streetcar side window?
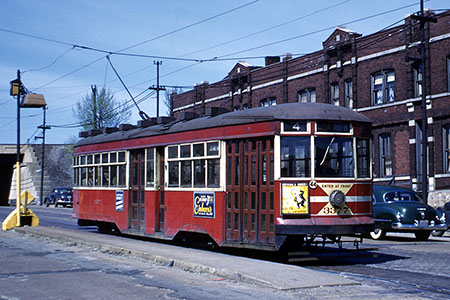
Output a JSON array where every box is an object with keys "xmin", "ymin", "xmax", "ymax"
[
  {"xmin": 74, "ymin": 151, "xmax": 127, "ymax": 188},
  {"xmin": 146, "ymin": 148, "xmax": 155, "ymax": 187},
  {"xmin": 166, "ymin": 141, "xmax": 221, "ymax": 189},
  {"xmin": 357, "ymin": 139, "xmax": 371, "ymax": 178}
]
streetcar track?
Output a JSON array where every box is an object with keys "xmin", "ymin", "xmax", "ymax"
[{"xmin": 312, "ymin": 264, "xmax": 450, "ymax": 296}]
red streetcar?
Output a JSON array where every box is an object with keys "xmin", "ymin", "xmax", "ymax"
[{"xmin": 73, "ymin": 102, "xmax": 373, "ymax": 250}]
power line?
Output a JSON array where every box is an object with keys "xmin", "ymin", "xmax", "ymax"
[
  {"xmin": 216, "ymin": 1, "xmax": 423, "ymax": 58},
  {"xmin": 27, "ymin": 1, "xmax": 260, "ymax": 92},
  {"xmin": 181, "ymin": 0, "xmax": 351, "ymax": 58},
  {"xmin": 117, "ymin": 0, "xmax": 260, "ymax": 53}
]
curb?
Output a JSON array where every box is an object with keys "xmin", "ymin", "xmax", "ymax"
[{"xmin": 13, "ymin": 227, "xmax": 279, "ymax": 289}]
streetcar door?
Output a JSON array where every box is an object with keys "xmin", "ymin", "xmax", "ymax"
[
  {"xmin": 156, "ymin": 147, "xmax": 165, "ymax": 232},
  {"xmin": 129, "ymin": 149, "xmax": 146, "ymax": 231},
  {"xmin": 225, "ymin": 138, "xmax": 275, "ymax": 245}
]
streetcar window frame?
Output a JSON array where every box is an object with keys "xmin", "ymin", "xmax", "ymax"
[
  {"xmin": 279, "ymin": 122, "xmax": 371, "ymax": 180},
  {"xmin": 166, "ymin": 141, "xmax": 221, "ymax": 189},
  {"xmin": 281, "ymin": 121, "xmax": 311, "ymax": 134},
  {"xmin": 74, "ymin": 150, "xmax": 128, "ymax": 188},
  {"xmin": 316, "ymin": 121, "xmax": 351, "ymax": 133}
]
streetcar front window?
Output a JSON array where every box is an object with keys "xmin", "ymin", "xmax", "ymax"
[
  {"xmin": 280, "ymin": 136, "xmax": 311, "ymax": 177},
  {"xmin": 315, "ymin": 137, "xmax": 353, "ymax": 177}
]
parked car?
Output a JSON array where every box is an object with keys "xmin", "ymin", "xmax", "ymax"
[
  {"xmin": 44, "ymin": 187, "xmax": 73, "ymax": 208},
  {"xmin": 431, "ymin": 201, "xmax": 450, "ymax": 237},
  {"xmin": 371, "ymin": 185, "xmax": 448, "ymax": 240}
]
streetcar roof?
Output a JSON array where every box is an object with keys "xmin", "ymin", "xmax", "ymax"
[{"xmin": 75, "ymin": 102, "xmax": 371, "ymax": 147}]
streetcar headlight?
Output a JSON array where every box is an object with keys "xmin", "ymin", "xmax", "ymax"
[{"xmin": 329, "ymin": 190, "xmax": 346, "ymax": 207}]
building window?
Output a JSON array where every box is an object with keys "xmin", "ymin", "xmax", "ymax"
[
  {"xmin": 297, "ymin": 88, "xmax": 316, "ymax": 103},
  {"xmin": 379, "ymin": 134, "xmax": 392, "ymax": 177},
  {"xmin": 414, "ymin": 65, "xmax": 423, "ymax": 98},
  {"xmin": 260, "ymin": 97, "xmax": 276, "ymax": 107},
  {"xmin": 443, "ymin": 125, "xmax": 450, "ymax": 173},
  {"xmin": 344, "ymin": 79, "xmax": 353, "ymax": 108},
  {"xmin": 371, "ymin": 70, "xmax": 395, "ymax": 105},
  {"xmin": 447, "ymin": 56, "xmax": 450, "ymax": 92},
  {"xmin": 330, "ymin": 82, "xmax": 339, "ymax": 106}
]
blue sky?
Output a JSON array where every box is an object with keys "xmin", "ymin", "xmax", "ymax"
[{"xmin": 0, "ymin": 0, "xmax": 448, "ymax": 144}]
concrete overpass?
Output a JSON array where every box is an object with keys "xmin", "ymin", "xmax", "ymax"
[{"xmin": 0, "ymin": 144, "xmax": 73, "ymax": 206}]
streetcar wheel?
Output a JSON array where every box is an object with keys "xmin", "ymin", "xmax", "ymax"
[
  {"xmin": 370, "ymin": 227, "xmax": 386, "ymax": 240},
  {"xmin": 431, "ymin": 230, "xmax": 445, "ymax": 237},
  {"xmin": 414, "ymin": 231, "xmax": 431, "ymax": 241}
]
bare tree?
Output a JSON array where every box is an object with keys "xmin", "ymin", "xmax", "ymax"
[{"xmin": 164, "ymin": 87, "xmax": 182, "ymax": 117}]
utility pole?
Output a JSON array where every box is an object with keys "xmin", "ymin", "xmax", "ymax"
[
  {"xmin": 91, "ymin": 85, "xmax": 97, "ymax": 130},
  {"xmin": 149, "ymin": 61, "xmax": 166, "ymax": 118},
  {"xmin": 411, "ymin": 0, "xmax": 437, "ymax": 204},
  {"xmin": 36, "ymin": 106, "xmax": 50, "ymax": 206},
  {"xmin": 15, "ymin": 70, "xmax": 22, "ymax": 226}
]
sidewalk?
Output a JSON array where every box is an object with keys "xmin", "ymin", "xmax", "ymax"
[{"xmin": 13, "ymin": 226, "xmax": 358, "ymax": 290}]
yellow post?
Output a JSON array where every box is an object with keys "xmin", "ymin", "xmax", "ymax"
[{"xmin": 2, "ymin": 189, "xmax": 39, "ymax": 231}]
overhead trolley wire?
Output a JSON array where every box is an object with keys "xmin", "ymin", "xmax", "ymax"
[
  {"xmin": 16, "ymin": 1, "xmax": 260, "ymax": 93},
  {"xmin": 216, "ymin": 1, "xmax": 424, "ymax": 58},
  {"xmin": 181, "ymin": 0, "xmax": 351, "ymax": 58}
]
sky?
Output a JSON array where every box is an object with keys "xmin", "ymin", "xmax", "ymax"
[{"xmin": 0, "ymin": 0, "xmax": 449, "ymax": 145}]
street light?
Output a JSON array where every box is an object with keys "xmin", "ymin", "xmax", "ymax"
[{"xmin": 2, "ymin": 70, "xmax": 46, "ymax": 230}]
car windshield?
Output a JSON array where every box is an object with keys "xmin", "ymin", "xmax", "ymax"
[
  {"xmin": 55, "ymin": 189, "xmax": 72, "ymax": 196},
  {"xmin": 383, "ymin": 191, "xmax": 421, "ymax": 202}
]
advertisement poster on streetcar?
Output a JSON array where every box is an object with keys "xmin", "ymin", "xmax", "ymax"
[
  {"xmin": 282, "ymin": 183, "xmax": 309, "ymax": 215},
  {"xmin": 115, "ymin": 190, "xmax": 124, "ymax": 212},
  {"xmin": 193, "ymin": 192, "xmax": 215, "ymax": 218}
]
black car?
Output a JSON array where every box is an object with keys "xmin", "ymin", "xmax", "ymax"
[
  {"xmin": 371, "ymin": 185, "xmax": 447, "ymax": 240},
  {"xmin": 44, "ymin": 187, "xmax": 73, "ymax": 208},
  {"xmin": 432, "ymin": 201, "xmax": 450, "ymax": 237}
]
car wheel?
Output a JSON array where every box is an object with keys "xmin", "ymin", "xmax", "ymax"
[
  {"xmin": 370, "ymin": 227, "xmax": 386, "ymax": 240},
  {"xmin": 414, "ymin": 231, "xmax": 431, "ymax": 241},
  {"xmin": 431, "ymin": 230, "xmax": 445, "ymax": 237}
]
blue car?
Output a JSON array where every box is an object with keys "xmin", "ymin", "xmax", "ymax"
[
  {"xmin": 44, "ymin": 187, "xmax": 73, "ymax": 208},
  {"xmin": 371, "ymin": 185, "xmax": 447, "ymax": 240}
]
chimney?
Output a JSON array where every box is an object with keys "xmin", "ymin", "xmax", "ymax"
[{"xmin": 265, "ymin": 56, "xmax": 280, "ymax": 66}]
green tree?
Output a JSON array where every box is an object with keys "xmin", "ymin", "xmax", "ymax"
[{"xmin": 73, "ymin": 86, "xmax": 131, "ymax": 130}]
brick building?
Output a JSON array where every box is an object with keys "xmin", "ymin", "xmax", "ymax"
[{"xmin": 171, "ymin": 10, "xmax": 450, "ymax": 204}]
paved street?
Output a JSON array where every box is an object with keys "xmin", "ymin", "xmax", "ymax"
[{"xmin": 0, "ymin": 206, "xmax": 449, "ymax": 299}]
